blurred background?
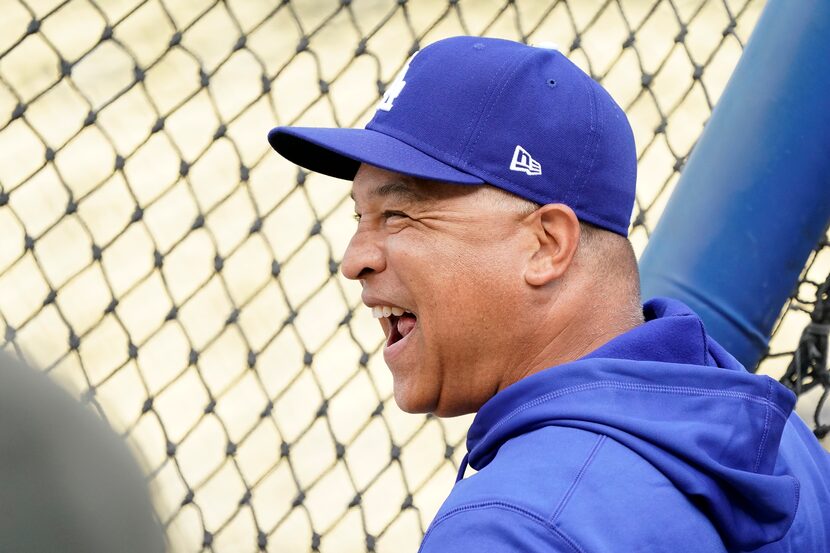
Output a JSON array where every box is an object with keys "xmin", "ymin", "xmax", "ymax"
[{"xmin": 0, "ymin": 0, "xmax": 827, "ymax": 551}]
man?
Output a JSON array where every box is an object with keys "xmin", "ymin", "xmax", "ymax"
[{"xmin": 268, "ymin": 36, "xmax": 830, "ymax": 552}]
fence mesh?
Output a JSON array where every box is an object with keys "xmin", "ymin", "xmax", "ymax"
[{"xmin": 0, "ymin": 0, "xmax": 827, "ymax": 551}]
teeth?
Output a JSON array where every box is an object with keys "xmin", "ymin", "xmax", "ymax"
[{"xmin": 370, "ymin": 305, "xmax": 410, "ymax": 319}]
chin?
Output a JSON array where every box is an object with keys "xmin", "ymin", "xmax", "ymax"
[
  {"xmin": 430, "ymin": 403, "xmax": 476, "ymax": 418},
  {"xmin": 391, "ymin": 378, "xmax": 440, "ymax": 414},
  {"xmin": 394, "ymin": 387, "xmax": 475, "ymax": 418},
  {"xmin": 393, "ymin": 389, "xmax": 435, "ymax": 415}
]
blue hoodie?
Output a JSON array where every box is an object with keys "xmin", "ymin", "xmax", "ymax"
[{"xmin": 418, "ymin": 298, "xmax": 830, "ymax": 552}]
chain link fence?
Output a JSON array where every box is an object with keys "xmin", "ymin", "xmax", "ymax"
[{"xmin": 0, "ymin": 0, "xmax": 826, "ymax": 551}]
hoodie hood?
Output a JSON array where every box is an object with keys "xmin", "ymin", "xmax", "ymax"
[{"xmin": 464, "ymin": 297, "xmax": 799, "ymax": 551}]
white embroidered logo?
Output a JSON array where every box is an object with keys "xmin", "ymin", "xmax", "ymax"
[
  {"xmin": 377, "ymin": 54, "xmax": 415, "ymax": 112},
  {"xmin": 510, "ymin": 145, "xmax": 542, "ymax": 176}
]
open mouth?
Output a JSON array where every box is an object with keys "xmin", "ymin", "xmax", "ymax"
[
  {"xmin": 386, "ymin": 312, "xmax": 417, "ymax": 348},
  {"xmin": 372, "ymin": 306, "xmax": 418, "ymax": 349}
]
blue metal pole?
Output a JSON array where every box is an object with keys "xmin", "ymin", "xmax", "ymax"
[{"xmin": 638, "ymin": 0, "xmax": 830, "ymax": 371}]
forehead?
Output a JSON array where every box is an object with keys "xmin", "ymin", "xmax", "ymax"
[
  {"xmin": 350, "ymin": 164, "xmax": 477, "ymax": 206},
  {"xmin": 349, "ymin": 173, "xmax": 426, "ymax": 203}
]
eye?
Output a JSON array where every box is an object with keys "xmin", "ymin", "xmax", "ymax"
[
  {"xmin": 382, "ymin": 210, "xmax": 409, "ymax": 220},
  {"xmin": 353, "ymin": 213, "xmax": 362, "ymax": 222}
]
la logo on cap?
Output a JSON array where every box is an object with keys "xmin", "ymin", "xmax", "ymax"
[{"xmin": 377, "ymin": 53, "xmax": 417, "ymax": 112}]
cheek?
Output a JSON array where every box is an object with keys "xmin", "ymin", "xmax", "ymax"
[
  {"xmin": 388, "ymin": 232, "xmax": 524, "ymax": 338},
  {"xmin": 448, "ymin": 250, "xmax": 525, "ymax": 344},
  {"xmin": 425, "ymin": 254, "xmax": 519, "ymax": 338}
]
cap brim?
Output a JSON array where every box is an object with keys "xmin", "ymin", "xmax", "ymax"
[{"xmin": 268, "ymin": 126, "xmax": 485, "ymax": 185}]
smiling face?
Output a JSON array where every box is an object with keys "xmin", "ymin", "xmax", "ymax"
[{"xmin": 341, "ymin": 164, "xmax": 547, "ymax": 416}]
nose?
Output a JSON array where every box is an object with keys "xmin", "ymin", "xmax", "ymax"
[{"xmin": 340, "ymin": 226, "xmax": 386, "ymax": 281}]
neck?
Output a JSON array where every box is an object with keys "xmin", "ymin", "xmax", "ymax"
[{"xmin": 498, "ymin": 291, "xmax": 643, "ymax": 392}]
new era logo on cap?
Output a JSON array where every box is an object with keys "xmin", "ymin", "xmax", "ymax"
[{"xmin": 510, "ymin": 145, "xmax": 542, "ymax": 176}]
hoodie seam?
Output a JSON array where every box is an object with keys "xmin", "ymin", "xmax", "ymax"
[
  {"xmin": 694, "ymin": 313, "xmax": 710, "ymax": 366},
  {"xmin": 419, "ymin": 501, "xmax": 587, "ymax": 553},
  {"xmin": 549, "ymin": 435, "xmax": 607, "ymax": 525},
  {"xmin": 754, "ymin": 379, "xmax": 772, "ymax": 472},
  {"xmin": 479, "ymin": 381, "xmax": 791, "ymax": 447}
]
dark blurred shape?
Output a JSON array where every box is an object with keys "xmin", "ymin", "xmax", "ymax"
[
  {"xmin": 0, "ymin": 350, "xmax": 165, "ymax": 553},
  {"xmin": 781, "ymin": 271, "xmax": 830, "ymax": 438}
]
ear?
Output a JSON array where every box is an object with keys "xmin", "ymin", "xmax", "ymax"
[{"xmin": 524, "ymin": 204, "xmax": 581, "ymax": 287}]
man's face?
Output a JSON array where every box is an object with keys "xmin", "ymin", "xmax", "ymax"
[{"xmin": 341, "ymin": 164, "xmax": 536, "ymax": 417}]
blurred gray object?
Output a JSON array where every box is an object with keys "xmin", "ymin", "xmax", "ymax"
[{"xmin": 0, "ymin": 351, "xmax": 165, "ymax": 553}]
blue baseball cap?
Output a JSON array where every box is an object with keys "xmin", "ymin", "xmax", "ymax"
[{"xmin": 268, "ymin": 36, "xmax": 637, "ymax": 236}]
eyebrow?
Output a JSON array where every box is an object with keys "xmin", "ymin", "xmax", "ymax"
[{"xmin": 350, "ymin": 178, "xmax": 427, "ymax": 202}]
